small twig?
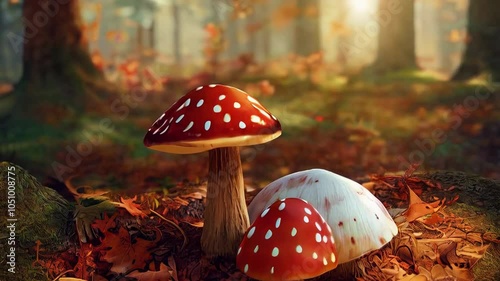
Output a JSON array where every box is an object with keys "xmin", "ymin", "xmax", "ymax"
[
  {"xmin": 52, "ymin": 269, "xmax": 75, "ymax": 281},
  {"xmin": 149, "ymin": 209, "xmax": 187, "ymax": 251},
  {"xmin": 32, "ymin": 240, "xmax": 42, "ymax": 267}
]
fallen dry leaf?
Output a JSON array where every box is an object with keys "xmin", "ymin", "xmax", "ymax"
[
  {"xmin": 98, "ymin": 225, "xmax": 160, "ymax": 273},
  {"xmin": 403, "ymin": 186, "xmax": 443, "ymax": 222},
  {"xmin": 127, "ymin": 263, "xmax": 173, "ymax": 281},
  {"xmin": 422, "ymin": 212, "xmax": 444, "ymax": 225},
  {"xmin": 117, "ymin": 196, "xmax": 148, "ymax": 218}
]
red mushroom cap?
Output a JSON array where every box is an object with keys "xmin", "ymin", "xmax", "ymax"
[
  {"xmin": 144, "ymin": 84, "xmax": 282, "ymax": 154},
  {"xmin": 236, "ymin": 198, "xmax": 338, "ymax": 280}
]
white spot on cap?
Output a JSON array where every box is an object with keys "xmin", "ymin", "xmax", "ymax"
[
  {"xmin": 323, "ymin": 257, "xmax": 328, "ymax": 265},
  {"xmin": 271, "ymin": 114, "xmax": 278, "ymax": 120},
  {"xmin": 253, "ymin": 104, "xmax": 271, "ymax": 118},
  {"xmin": 304, "ymin": 216, "xmax": 309, "ymax": 223},
  {"xmin": 315, "ymin": 222, "xmax": 322, "ymax": 231},
  {"xmin": 265, "ymin": 229, "xmax": 272, "ymax": 239},
  {"xmin": 219, "ymin": 94, "xmax": 226, "ymax": 100},
  {"xmin": 313, "ymin": 252, "xmax": 318, "ymax": 259},
  {"xmin": 159, "ymin": 125, "xmax": 170, "ymax": 135},
  {"xmin": 213, "ymin": 105, "xmax": 222, "ymax": 113},
  {"xmin": 196, "ymin": 86, "xmax": 203, "ymax": 91},
  {"xmin": 261, "ymin": 208, "xmax": 270, "ymax": 218},
  {"xmin": 270, "ymin": 267, "xmax": 274, "ymax": 274},
  {"xmin": 247, "ymin": 95, "xmax": 259, "ymax": 104},
  {"xmin": 304, "ymin": 208, "xmax": 312, "ymax": 215},
  {"xmin": 148, "ymin": 128, "xmax": 151, "ymax": 131},
  {"xmin": 234, "ymin": 102, "xmax": 241, "ymax": 108},
  {"xmin": 247, "ymin": 226, "xmax": 256, "ymax": 239},
  {"xmin": 275, "ymin": 218, "xmax": 281, "ymax": 228},
  {"xmin": 155, "ymin": 119, "xmax": 168, "ymax": 134},
  {"xmin": 209, "ymin": 84, "xmax": 216, "ymax": 88},
  {"xmin": 330, "ymin": 236, "xmax": 335, "ymax": 243},
  {"xmin": 331, "ymin": 253, "xmax": 336, "ymax": 263},
  {"xmin": 183, "ymin": 121, "xmax": 194, "ymax": 132},
  {"xmin": 223, "ymin": 113, "xmax": 231, "ymax": 123},
  {"xmin": 239, "ymin": 121, "xmax": 246, "ymax": 129},
  {"xmin": 169, "ymin": 117, "xmax": 173, "ymax": 124},
  {"xmin": 237, "ymin": 247, "xmax": 241, "ymax": 255},
  {"xmin": 184, "ymin": 98, "xmax": 191, "ymax": 107},
  {"xmin": 291, "ymin": 227, "xmax": 297, "ymax": 237},
  {"xmin": 175, "ymin": 114, "xmax": 184, "ymax": 123},
  {"xmin": 250, "ymin": 115, "xmax": 261, "ymax": 124},
  {"xmin": 176, "ymin": 104, "xmax": 185, "ymax": 112},
  {"xmin": 278, "ymin": 202, "xmax": 286, "ymax": 211},
  {"xmin": 204, "ymin": 120, "xmax": 211, "ymax": 131},
  {"xmin": 154, "ymin": 113, "xmax": 165, "ymax": 125},
  {"xmin": 315, "ymin": 233, "xmax": 321, "ymax": 243},
  {"xmin": 254, "ymin": 245, "xmax": 259, "ymax": 253},
  {"xmin": 196, "ymin": 99, "xmax": 204, "ymax": 107},
  {"xmin": 244, "ymin": 264, "xmax": 249, "ymax": 273},
  {"xmin": 296, "ymin": 245, "xmax": 303, "ymax": 253},
  {"xmin": 323, "ymin": 235, "xmax": 328, "ymax": 243},
  {"xmin": 271, "ymin": 247, "xmax": 279, "ymax": 257}
]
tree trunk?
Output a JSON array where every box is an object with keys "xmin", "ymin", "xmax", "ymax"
[
  {"xmin": 294, "ymin": 0, "xmax": 320, "ymax": 56},
  {"xmin": 12, "ymin": 0, "xmax": 109, "ymax": 124},
  {"xmin": 172, "ymin": 0, "xmax": 181, "ymax": 65},
  {"xmin": 438, "ymin": 0, "xmax": 456, "ymax": 73},
  {"xmin": 335, "ymin": 0, "xmax": 348, "ymax": 73},
  {"xmin": 451, "ymin": 0, "xmax": 500, "ymax": 82},
  {"xmin": 248, "ymin": 8, "xmax": 258, "ymax": 57},
  {"xmin": 369, "ymin": 0, "xmax": 417, "ymax": 73},
  {"xmin": 149, "ymin": 18, "xmax": 155, "ymax": 50},
  {"xmin": 225, "ymin": 15, "xmax": 240, "ymax": 59}
]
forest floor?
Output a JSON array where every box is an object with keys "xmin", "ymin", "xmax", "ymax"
[{"xmin": 1, "ymin": 70, "xmax": 499, "ymax": 280}]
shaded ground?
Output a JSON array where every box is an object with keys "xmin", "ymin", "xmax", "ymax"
[
  {"xmin": 0, "ymin": 70, "xmax": 499, "ymax": 280},
  {"xmin": 1, "ymin": 162, "xmax": 498, "ymax": 281}
]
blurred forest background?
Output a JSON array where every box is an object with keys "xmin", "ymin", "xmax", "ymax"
[{"xmin": 0, "ymin": 0, "xmax": 498, "ymax": 191}]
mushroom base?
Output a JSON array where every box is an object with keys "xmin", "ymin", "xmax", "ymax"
[{"xmin": 201, "ymin": 147, "xmax": 250, "ymax": 257}]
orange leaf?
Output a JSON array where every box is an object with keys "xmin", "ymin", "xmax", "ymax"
[
  {"xmin": 99, "ymin": 226, "xmax": 159, "ymax": 273},
  {"xmin": 422, "ymin": 212, "xmax": 444, "ymax": 225},
  {"xmin": 92, "ymin": 213, "xmax": 116, "ymax": 233},
  {"xmin": 404, "ymin": 186, "xmax": 443, "ymax": 222},
  {"xmin": 118, "ymin": 196, "xmax": 148, "ymax": 218},
  {"xmin": 127, "ymin": 263, "xmax": 173, "ymax": 281},
  {"xmin": 408, "ymin": 186, "xmax": 424, "ymax": 205}
]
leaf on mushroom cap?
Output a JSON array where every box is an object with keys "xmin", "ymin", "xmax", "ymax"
[
  {"xmin": 247, "ymin": 169, "xmax": 398, "ymax": 264},
  {"xmin": 237, "ymin": 198, "xmax": 338, "ymax": 281},
  {"xmin": 143, "ymin": 84, "xmax": 282, "ymax": 154}
]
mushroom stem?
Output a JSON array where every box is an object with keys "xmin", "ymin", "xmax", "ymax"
[{"xmin": 201, "ymin": 147, "xmax": 250, "ymax": 257}]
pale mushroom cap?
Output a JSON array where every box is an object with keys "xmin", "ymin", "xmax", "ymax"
[
  {"xmin": 144, "ymin": 84, "xmax": 282, "ymax": 154},
  {"xmin": 248, "ymin": 169, "xmax": 398, "ymax": 264}
]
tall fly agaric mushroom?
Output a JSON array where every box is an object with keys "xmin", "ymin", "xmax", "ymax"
[
  {"xmin": 237, "ymin": 198, "xmax": 338, "ymax": 280},
  {"xmin": 247, "ymin": 169, "xmax": 398, "ymax": 264},
  {"xmin": 143, "ymin": 84, "xmax": 281, "ymax": 257}
]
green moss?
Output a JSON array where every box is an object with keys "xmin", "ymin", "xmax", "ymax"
[{"xmin": 0, "ymin": 162, "xmax": 74, "ymax": 281}]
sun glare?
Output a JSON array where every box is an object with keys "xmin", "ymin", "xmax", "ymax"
[{"xmin": 349, "ymin": 0, "xmax": 372, "ymax": 14}]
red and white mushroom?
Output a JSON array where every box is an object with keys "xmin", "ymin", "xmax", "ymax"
[
  {"xmin": 248, "ymin": 169, "xmax": 398, "ymax": 264},
  {"xmin": 237, "ymin": 198, "xmax": 338, "ymax": 280},
  {"xmin": 143, "ymin": 84, "xmax": 281, "ymax": 257}
]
